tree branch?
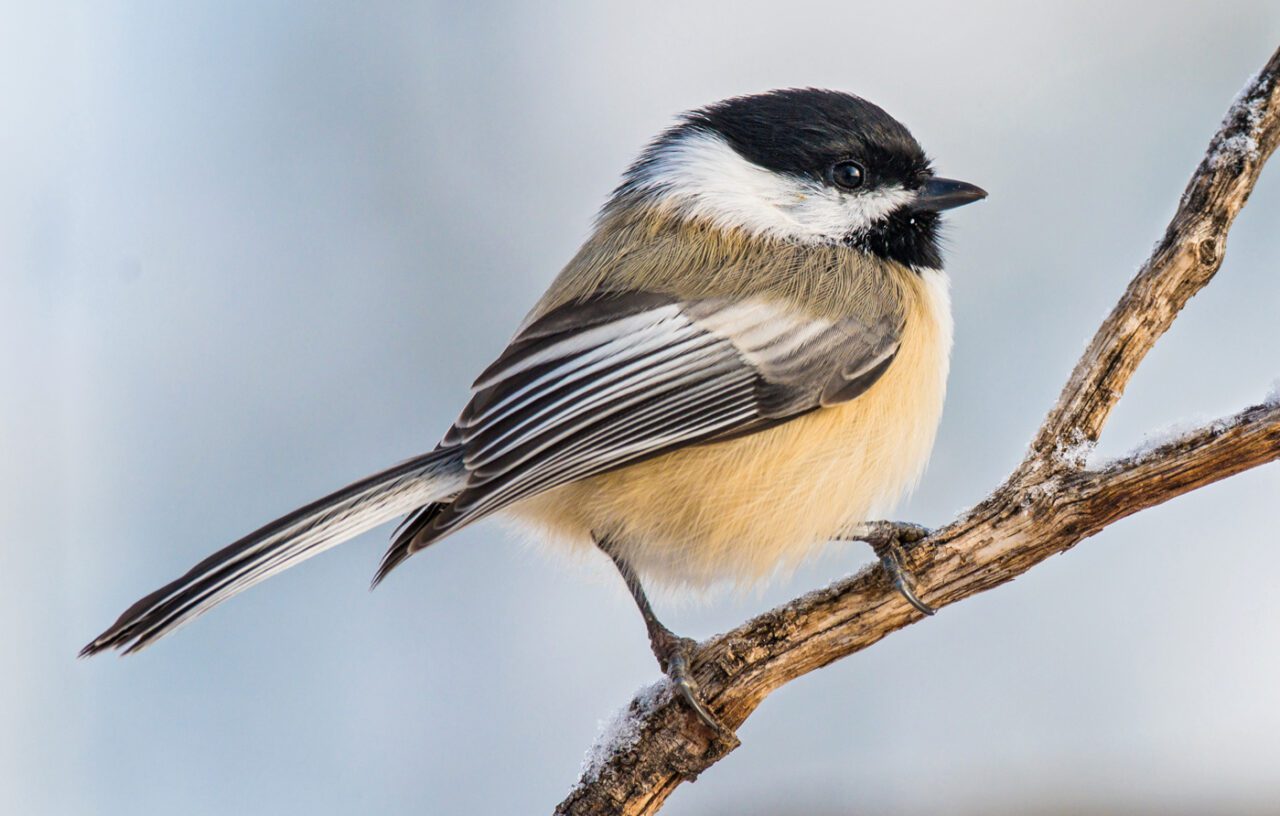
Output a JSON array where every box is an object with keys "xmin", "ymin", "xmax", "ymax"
[
  {"xmin": 1028, "ymin": 51, "xmax": 1280, "ymax": 458},
  {"xmin": 557, "ymin": 44, "xmax": 1280, "ymax": 816},
  {"xmin": 1075, "ymin": 401, "xmax": 1280, "ymax": 529}
]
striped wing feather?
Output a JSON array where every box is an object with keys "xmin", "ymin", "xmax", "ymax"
[{"xmin": 378, "ymin": 291, "xmax": 901, "ymax": 577}]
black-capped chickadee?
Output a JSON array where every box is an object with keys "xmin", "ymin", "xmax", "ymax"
[{"xmin": 83, "ymin": 89, "xmax": 985, "ymax": 728}]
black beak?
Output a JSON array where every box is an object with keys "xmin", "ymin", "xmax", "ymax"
[{"xmin": 907, "ymin": 177, "xmax": 988, "ymax": 212}]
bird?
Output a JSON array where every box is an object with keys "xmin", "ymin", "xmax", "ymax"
[{"xmin": 82, "ymin": 88, "xmax": 985, "ymax": 730}]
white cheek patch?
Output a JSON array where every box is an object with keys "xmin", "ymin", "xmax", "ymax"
[{"xmin": 628, "ymin": 129, "xmax": 914, "ymax": 244}]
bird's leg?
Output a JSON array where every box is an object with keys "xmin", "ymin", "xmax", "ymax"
[
  {"xmin": 593, "ymin": 534, "xmax": 729, "ymax": 736},
  {"xmin": 839, "ymin": 521, "xmax": 936, "ymax": 616}
]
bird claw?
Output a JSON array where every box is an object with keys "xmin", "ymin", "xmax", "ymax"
[
  {"xmin": 846, "ymin": 521, "xmax": 937, "ymax": 615},
  {"xmin": 879, "ymin": 545, "xmax": 936, "ymax": 616},
  {"xmin": 657, "ymin": 635, "xmax": 733, "ymax": 738}
]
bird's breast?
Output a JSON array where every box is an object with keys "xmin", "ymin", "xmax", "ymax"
[{"xmin": 508, "ymin": 268, "xmax": 953, "ymax": 588}]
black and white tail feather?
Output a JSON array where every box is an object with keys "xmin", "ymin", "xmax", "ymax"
[{"xmin": 80, "ymin": 448, "xmax": 465, "ymax": 656}]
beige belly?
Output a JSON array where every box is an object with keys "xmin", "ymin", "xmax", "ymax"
[{"xmin": 507, "ymin": 270, "xmax": 953, "ymax": 588}]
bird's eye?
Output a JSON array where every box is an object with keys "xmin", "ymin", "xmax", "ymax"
[{"xmin": 830, "ymin": 160, "xmax": 865, "ymax": 191}]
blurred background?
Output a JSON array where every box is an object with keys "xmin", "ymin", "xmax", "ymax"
[{"xmin": 5, "ymin": 2, "xmax": 1280, "ymax": 814}]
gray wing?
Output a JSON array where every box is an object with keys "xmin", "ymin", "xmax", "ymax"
[{"xmin": 393, "ymin": 290, "xmax": 901, "ymax": 558}]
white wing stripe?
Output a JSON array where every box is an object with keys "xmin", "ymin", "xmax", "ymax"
[
  {"xmin": 466, "ymin": 333, "xmax": 736, "ymax": 465},
  {"xmin": 746, "ymin": 317, "xmax": 836, "ymax": 358},
  {"xmin": 471, "ymin": 306, "xmax": 683, "ymax": 390},
  {"xmin": 463, "ymin": 318, "xmax": 708, "ymax": 431},
  {"xmin": 467, "ymin": 346, "xmax": 742, "ymax": 472}
]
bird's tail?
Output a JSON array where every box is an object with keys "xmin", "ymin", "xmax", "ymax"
[{"xmin": 81, "ymin": 447, "xmax": 465, "ymax": 656}]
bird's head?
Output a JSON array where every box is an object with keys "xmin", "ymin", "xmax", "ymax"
[{"xmin": 614, "ymin": 88, "xmax": 986, "ymax": 269}]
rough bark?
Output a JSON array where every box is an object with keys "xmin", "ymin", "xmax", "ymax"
[{"xmin": 557, "ymin": 45, "xmax": 1280, "ymax": 816}]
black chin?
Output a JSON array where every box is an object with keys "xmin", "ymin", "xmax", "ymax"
[{"xmin": 844, "ymin": 209, "xmax": 943, "ymax": 269}]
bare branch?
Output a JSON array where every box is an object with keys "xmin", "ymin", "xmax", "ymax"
[
  {"xmin": 1074, "ymin": 400, "xmax": 1280, "ymax": 529},
  {"xmin": 557, "ymin": 44, "xmax": 1280, "ymax": 816},
  {"xmin": 1027, "ymin": 47, "xmax": 1280, "ymax": 460}
]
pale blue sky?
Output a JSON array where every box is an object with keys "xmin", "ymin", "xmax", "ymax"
[{"xmin": 5, "ymin": 2, "xmax": 1280, "ymax": 814}]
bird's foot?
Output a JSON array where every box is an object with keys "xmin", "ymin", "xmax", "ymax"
[
  {"xmin": 845, "ymin": 521, "xmax": 936, "ymax": 616},
  {"xmin": 651, "ymin": 631, "xmax": 733, "ymax": 739}
]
